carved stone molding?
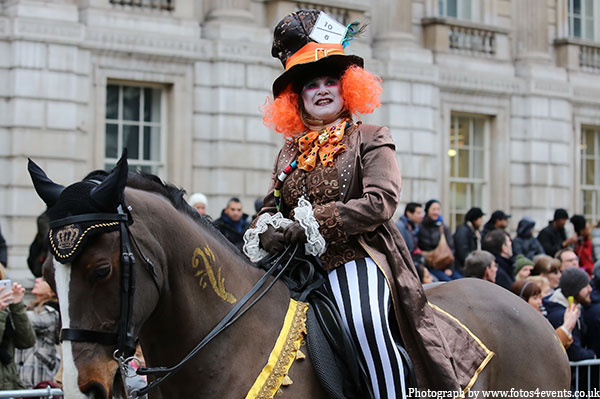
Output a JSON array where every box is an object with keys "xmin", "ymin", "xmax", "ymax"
[
  {"xmin": 531, "ymin": 80, "xmax": 572, "ymax": 98},
  {"xmin": 84, "ymin": 28, "xmax": 209, "ymax": 60},
  {"xmin": 573, "ymin": 87, "xmax": 600, "ymax": 105},
  {"xmin": 384, "ymin": 62, "xmax": 437, "ymax": 84},
  {"xmin": 11, "ymin": 18, "xmax": 83, "ymax": 43},
  {"xmin": 439, "ymin": 69, "xmax": 521, "ymax": 95}
]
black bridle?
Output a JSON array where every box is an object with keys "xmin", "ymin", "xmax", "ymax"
[{"xmin": 52, "ymin": 204, "xmax": 299, "ymax": 398}]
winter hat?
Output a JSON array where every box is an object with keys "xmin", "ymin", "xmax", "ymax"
[
  {"xmin": 516, "ymin": 217, "xmax": 536, "ymax": 237},
  {"xmin": 188, "ymin": 193, "xmax": 207, "ymax": 207},
  {"xmin": 514, "ymin": 254, "xmax": 534, "ymax": 277},
  {"xmin": 465, "ymin": 207, "xmax": 484, "ymax": 223},
  {"xmin": 553, "ymin": 208, "xmax": 569, "ymax": 221},
  {"xmin": 489, "ymin": 210, "xmax": 511, "ymax": 222},
  {"xmin": 424, "ymin": 199, "xmax": 440, "ymax": 216},
  {"xmin": 559, "ymin": 267, "xmax": 590, "ymax": 297},
  {"xmin": 570, "ymin": 214, "xmax": 587, "ymax": 234}
]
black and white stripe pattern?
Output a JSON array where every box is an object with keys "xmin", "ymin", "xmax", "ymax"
[{"xmin": 327, "ymin": 257, "xmax": 405, "ymax": 399}]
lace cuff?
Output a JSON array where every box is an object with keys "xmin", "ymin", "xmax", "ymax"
[
  {"xmin": 294, "ymin": 198, "xmax": 327, "ymax": 257},
  {"xmin": 243, "ymin": 212, "xmax": 293, "ymax": 262},
  {"xmin": 242, "ymin": 199, "xmax": 327, "ymax": 262}
]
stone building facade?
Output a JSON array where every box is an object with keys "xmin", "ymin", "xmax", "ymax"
[{"xmin": 0, "ymin": 0, "xmax": 599, "ymax": 280}]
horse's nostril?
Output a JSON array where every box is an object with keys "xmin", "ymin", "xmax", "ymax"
[{"xmin": 84, "ymin": 382, "xmax": 108, "ymax": 399}]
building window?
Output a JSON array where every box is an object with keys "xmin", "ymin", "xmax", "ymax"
[
  {"xmin": 581, "ymin": 126, "xmax": 600, "ymax": 222},
  {"xmin": 569, "ymin": 0, "xmax": 595, "ymax": 40},
  {"xmin": 105, "ymin": 84, "xmax": 164, "ymax": 174},
  {"xmin": 448, "ymin": 115, "xmax": 488, "ymax": 232},
  {"xmin": 439, "ymin": 0, "xmax": 473, "ymax": 20}
]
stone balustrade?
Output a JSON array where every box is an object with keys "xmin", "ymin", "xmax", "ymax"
[
  {"xmin": 422, "ymin": 17, "xmax": 510, "ymax": 60},
  {"xmin": 448, "ymin": 24, "xmax": 495, "ymax": 55},
  {"xmin": 109, "ymin": 0, "xmax": 173, "ymax": 11},
  {"xmin": 555, "ymin": 37, "xmax": 600, "ymax": 71},
  {"xmin": 579, "ymin": 42, "xmax": 600, "ymax": 71}
]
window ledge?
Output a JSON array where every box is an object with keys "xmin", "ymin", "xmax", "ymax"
[
  {"xmin": 421, "ymin": 17, "xmax": 510, "ymax": 60},
  {"xmin": 422, "ymin": 17, "xmax": 510, "ymax": 35},
  {"xmin": 554, "ymin": 37, "xmax": 600, "ymax": 71}
]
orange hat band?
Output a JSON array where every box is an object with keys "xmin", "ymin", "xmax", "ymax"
[{"xmin": 285, "ymin": 42, "xmax": 345, "ymax": 71}]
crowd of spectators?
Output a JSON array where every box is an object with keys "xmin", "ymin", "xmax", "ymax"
[{"xmin": 396, "ymin": 201, "xmax": 600, "ymax": 367}]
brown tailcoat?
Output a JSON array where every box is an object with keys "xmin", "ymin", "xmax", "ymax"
[{"xmin": 260, "ymin": 123, "xmax": 489, "ymax": 390}]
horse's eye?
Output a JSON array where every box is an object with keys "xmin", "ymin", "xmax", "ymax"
[{"xmin": 94, "ymin": 265, "xmax": 111, "ymax": 280}]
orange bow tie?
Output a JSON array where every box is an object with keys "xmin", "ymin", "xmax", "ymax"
[{"xmin": 296, "ymin": 120, "xmax": 349, "ymax": 172}]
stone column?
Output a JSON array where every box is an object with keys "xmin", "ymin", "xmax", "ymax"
[
  {"xmin": 372, "ymin": 0, "xmax": 415, "ymax": 51},
  {"xmin": 513, "ymin": 0, "xmax": 550, "ymax": 62},
  {"xmin": 204, "ymin": 0, "xmax": 254, "ymax": 24}
]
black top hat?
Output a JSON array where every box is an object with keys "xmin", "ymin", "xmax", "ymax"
[{"xmin": 270, "ymin": 9, "xmax": 364, "ymax": 97}]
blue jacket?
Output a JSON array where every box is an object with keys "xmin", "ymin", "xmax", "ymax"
[
  {"xmin": 395, "ymin": 215, "xmax": 418, "ymax": 254},
  {"xmin": 512, "ymin": 217, "xmax": 545, "ymax": 260},
  {"xmin": 583, "ymin": 280, "xmax": 600, "ymax": 356},
  {"xmin": 543, "ymin": 289, "xmax": 596, "ymax": 361}
]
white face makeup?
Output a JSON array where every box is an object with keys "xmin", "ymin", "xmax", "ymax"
[{"xmin": 301, "ymin": 76, "xmax": 344, "ymax": 124}]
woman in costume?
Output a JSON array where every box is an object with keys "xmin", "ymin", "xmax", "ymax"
[{"xmin": 244, "ymin": 9, "xmax": 488, "ymax": 397}]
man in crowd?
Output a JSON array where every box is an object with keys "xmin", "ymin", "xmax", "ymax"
[
  {"xmin": 481, "ymin": 210, "xmax": 510, "ymax": 239},
  {"xmin": 482, "ymin": 229, "xmax": 514, "ymax": 290},
  {"xmin": 543, "ymin": 267, "xmax": 594, "ymax": 361},
  {"xmin": 213, "ymin": 197, "xmax": 249, "ymax": 251},
  {"xmin": 453, "ymin": 207, "xmax": 484, "ymax": 274},
  {"xmin": 583, "ymin": 262, "xmax": 600, "ymax": 356},
  {"xmin": 463, "ymin": 250, "xmax": 497, "ymax": 283},
  {"xmin": 538, "ymin": 208, "xmax": 577, "ymax": 257},
  {"xmin": 555, "ymin": 248, "xmax": 579, "ymax": 271},
  {"xmin": 395, "ymin": 202, "xmax": 424, "ymax": 255}
]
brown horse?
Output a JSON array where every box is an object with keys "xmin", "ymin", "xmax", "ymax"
[{"xmin": 28, "ymin": 156, "xmax": 570, "ymax": 398}]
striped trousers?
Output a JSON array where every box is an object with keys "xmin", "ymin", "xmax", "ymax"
[{"xmin": 327, "ymin": 257, "xmax": 406, "ymax": 399}]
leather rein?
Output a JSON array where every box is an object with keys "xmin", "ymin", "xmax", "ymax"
[{"xmin": 51, "ymin": 204, "xmax": 299, "ymax": 398}]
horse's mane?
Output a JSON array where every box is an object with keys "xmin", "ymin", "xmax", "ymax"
[{"xmin": 123, "ymin": 172, "xmax": 251, "ymax": 263}]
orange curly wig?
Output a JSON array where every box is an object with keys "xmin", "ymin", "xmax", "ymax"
[{"xmin": 261, "ymin": 65, "xmax": 382, "ymax": 137}]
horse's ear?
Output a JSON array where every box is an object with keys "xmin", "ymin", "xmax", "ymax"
[
  {"xmin": 28, "ymin": 159, "xmax": 65, "ymax": 208},
  {"xmin": 90, "ymin": 149, "xmax": 129, "ymax": 211}
]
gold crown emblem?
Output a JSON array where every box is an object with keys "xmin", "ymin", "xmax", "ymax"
[{"xmin": 56, "ymin": 224, "xmax": 80, "ymax": 250}]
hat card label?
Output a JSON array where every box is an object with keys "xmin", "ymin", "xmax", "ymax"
[{"xmin": 309, "ymin": 12, "xmax": 347, "ymax": 44}]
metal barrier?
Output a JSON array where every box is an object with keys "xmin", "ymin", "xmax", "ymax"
[
  {"xmin": 0, "ymin": 387, "xmax": 63, "ymax": 398},
  {"xmin": 570, "ymin": 359, "xmax": 600, "ymax": 394}
]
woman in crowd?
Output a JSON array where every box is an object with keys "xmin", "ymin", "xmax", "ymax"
[
  {"xmin": 0, "ymin": 266, "xmax": 35, "ymax": 389},
  {"xmin": 511, "ymin": 279, "xmax": 578, "ymax": 349},
  {"xmin": 14, "ymin": 277, "xmax": 60, "ymax": 388},
  {"xmin": 532, "ymin": 255, "xmax": 562, "ymax": 292},
  {"xmin": 417, "ymin": 199, "xmax": 461, "ymax": 281},
  {"xmin": 571, "ymin": 214, "xmax": 594, "ymax": 276}
]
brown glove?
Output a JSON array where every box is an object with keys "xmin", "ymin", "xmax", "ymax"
[
  {"xmin": 259, "ymin": 225, "xmax": 285, "ymax": 254},
  {"xmin": 283, "ymin": 222, "xmax": 307, "ymax": 244}
]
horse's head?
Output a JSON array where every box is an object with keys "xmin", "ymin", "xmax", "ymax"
[{"xmin": 29, "ymin": 152, "xmax": 160, "ymax": 399}]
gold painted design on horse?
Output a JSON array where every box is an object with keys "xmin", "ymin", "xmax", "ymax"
[{"xmin": 192, "ymin": 245, "xmax": 237, "ymax": 304}]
